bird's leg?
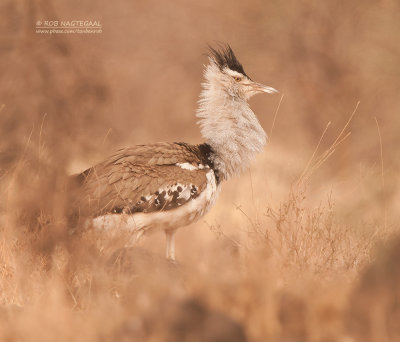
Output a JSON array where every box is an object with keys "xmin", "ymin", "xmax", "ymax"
[{"xmin": 165, "ymin": 229, "xmax": 176, "ymax": 261}]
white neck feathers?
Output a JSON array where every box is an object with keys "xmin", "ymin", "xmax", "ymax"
[{"xmin": 196, "ymin": 63, "xmax": 267, "ymax": 180}]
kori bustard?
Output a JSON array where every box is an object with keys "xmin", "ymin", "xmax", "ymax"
[{"xmin": 74, "ymin": 44, "xmax": 278, "ymax": 261}]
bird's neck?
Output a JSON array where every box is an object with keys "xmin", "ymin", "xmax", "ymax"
[{"xmin": 196, "ymin": 83, "xmax": 267, "ymax": 180}]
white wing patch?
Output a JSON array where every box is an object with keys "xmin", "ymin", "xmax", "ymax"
[
  {"xmin": 176, "ymin": 162, "xmax": 209, "ymax": 171},
  {"xmin": 176, "ymin": 162, "xmax": 198, "ymax": 171}
]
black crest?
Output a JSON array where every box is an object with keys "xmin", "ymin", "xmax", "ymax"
[{"xmin": 208, "ymin": 44, "xmax": 249, "ymax": 78}]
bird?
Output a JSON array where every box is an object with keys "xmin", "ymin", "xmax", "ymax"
[{"xmin": 73, "ymin": 44, "xmax": 278, "ymax": 262}]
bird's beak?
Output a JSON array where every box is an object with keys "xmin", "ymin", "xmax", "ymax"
[{"xmin": 251, "ymin": 81, "xmax": 279, "ymax": 94}]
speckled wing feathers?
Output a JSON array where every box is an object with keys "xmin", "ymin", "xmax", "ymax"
[{"xmin": 74, "ymin": 142, "xmax": 213, "ymax": 217}]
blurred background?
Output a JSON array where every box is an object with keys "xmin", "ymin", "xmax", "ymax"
[{"xmin": 0, "ymin": 1, "xmax": 399, "ymax": 341}]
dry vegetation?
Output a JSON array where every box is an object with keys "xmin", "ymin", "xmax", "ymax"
[{"xmin": 1, "ymin": 1, "xmax": 400, "ymax": 341}]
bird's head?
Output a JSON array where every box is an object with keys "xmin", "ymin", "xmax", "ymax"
[{"xmin": 205, "ymin": 44, "xmax": 278, "ymax": 101}]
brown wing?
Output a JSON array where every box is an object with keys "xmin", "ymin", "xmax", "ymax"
[{"xmin": 73, "ymin": 142, "xmax": 210, "ymax": 217}]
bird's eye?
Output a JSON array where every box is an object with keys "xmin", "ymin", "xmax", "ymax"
[{"xmin": 234, "ymin": 76, "xmax": 242, "ymax": 82}]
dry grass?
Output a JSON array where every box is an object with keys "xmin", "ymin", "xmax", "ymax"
[
  {"xmin": 0, "ymin": 115, "xmax": 397, "ymax": 341},
  {"xmin": 1, "ymin": 1, "xmax": 400, "ymax": 341}
]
